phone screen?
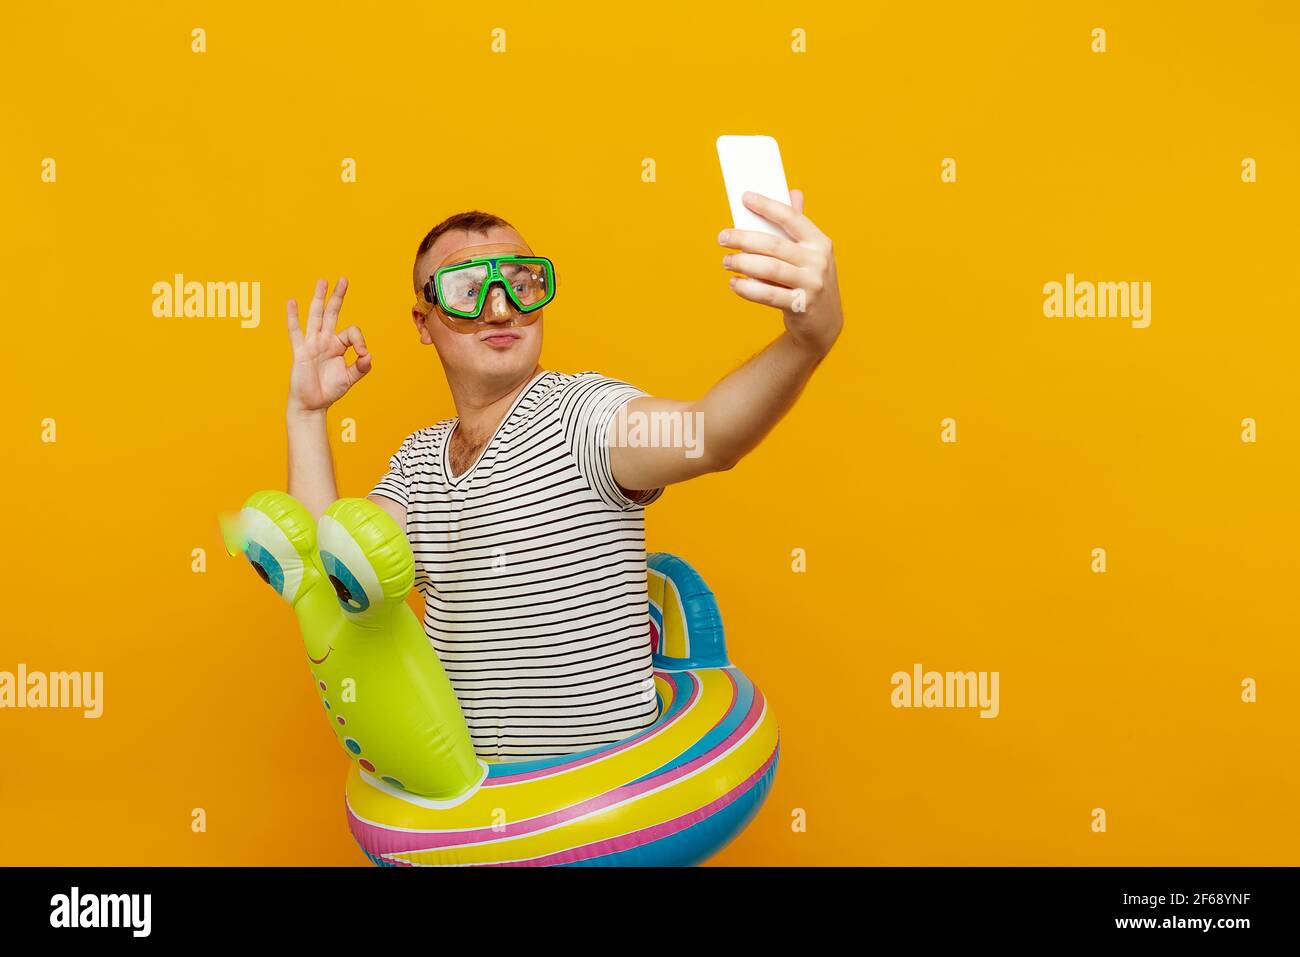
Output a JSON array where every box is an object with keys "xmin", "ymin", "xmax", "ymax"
[{"xmin": 717, "ymin": 135, "xmax": 793, "ymax": 238}]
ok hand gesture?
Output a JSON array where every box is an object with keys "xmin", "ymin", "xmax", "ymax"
[{"xmin": 286, "ymin": 278, "xmax": 372, "ymax": 415}]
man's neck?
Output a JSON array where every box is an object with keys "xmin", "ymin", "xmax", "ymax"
[{"xmin": 450, "ymin": 366, "xmax": 544, "ymax": 441}]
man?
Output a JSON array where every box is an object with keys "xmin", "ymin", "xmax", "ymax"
[{"xmin": 284, "ymin": 190, "xmax": 842, "ymax": 760}]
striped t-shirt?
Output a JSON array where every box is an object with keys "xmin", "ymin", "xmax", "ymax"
[{"xmin": 369, "ymin": 370, "xmax": 663, "ymax": 761}]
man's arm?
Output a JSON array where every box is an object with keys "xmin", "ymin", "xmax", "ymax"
[
  {"xmin": 366, "ymin": 492, "xmax": 407, "ymax": 529},
  {"xmin": 610, "ymin": 189, "xmax": 843, "ymax": 491},
  {"xmin": 284, "ymin": 277, "xmax": 374, "ymax": 519},
  {"xmin": 287, "ymin": 407, "xmax": 339, "ymax": 519},
  {"xmin": 288, "ymin": 407, "xmax": 405, "ymax": 528}
]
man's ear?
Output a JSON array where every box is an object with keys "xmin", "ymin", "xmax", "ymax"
[{"xmin": 411, "ymin": 307, "xmax": 435, "ymax": 345}]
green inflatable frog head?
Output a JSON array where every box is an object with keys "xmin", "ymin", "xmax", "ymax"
[{"xmin": 226, "ymin": 490, "xmax": 482, "ymax": 799}]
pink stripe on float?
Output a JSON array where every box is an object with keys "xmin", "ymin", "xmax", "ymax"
[
  {"xmin": 485, "ymin": 745, "xmax": 780, "ymax": 867},
  {"xmin": 483, "ymin": 670, "xmax": 699, "ymax": 786},
  {"xmin": 347, "ymin": 677, "xmax": 766, "ymax": 858}
]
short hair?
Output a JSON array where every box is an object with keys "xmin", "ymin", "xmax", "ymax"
[{"xmin": 413, "ymin": 210, "xmax": 517, "ymax": 291}]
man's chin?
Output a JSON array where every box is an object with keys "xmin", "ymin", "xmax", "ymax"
[{"xmin": 470, "ymin": 349, "xmax": 540, "ymax": 385}]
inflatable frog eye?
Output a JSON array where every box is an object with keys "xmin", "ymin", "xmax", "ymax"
[
  {"xmin": 238, "ymin": 491, "xmax": 317, "ymax": 604},
  {"xmin": 317, "ymin": 498, "xmax": 414, "ymax": 619},
  {"xmin": 317, "ymin": 518, "xmax": 380, "ymax": 616}
]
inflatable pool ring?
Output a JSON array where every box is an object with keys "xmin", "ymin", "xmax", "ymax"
[{"xmin": 228, "ymin": 490, "xmax": 779, "ymax": 866}]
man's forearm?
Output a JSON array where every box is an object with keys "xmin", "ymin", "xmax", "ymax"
[
  {"xmin": 610, "ymin": 330, "xmax": 833, "ymax": 491},
  {"xmin": 287, "ymin": 406, "xmax": 339, "ymax": 520},
  {"xmin": 693, "ymin": 330, "xmax": 827, "ymax": 471}
]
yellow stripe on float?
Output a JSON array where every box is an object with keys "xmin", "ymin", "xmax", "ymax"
[
  {"xmin": 661, "ymin": 577, "xmax": 689, "ymax": 659},
  {"xmin": 647, "ymin": 569, "xmax": 667, "ymax": 624}
]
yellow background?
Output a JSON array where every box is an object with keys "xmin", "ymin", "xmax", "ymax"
[{"xmin": 2, "ymin": 1, "xmax": 1297, "ymax": 865}]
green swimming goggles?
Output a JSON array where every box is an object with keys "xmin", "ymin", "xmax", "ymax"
[{"xmin": 419, "ymin": 255, "xmax": 556, "ymax": 327}]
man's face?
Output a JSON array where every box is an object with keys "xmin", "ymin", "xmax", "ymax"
[{"xmin": 411, "ymin": 226, "xmax": 544, "ymax": 392}]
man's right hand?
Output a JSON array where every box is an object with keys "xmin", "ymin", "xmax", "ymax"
[{"xmin": 287, "ymin": 278, "xmax": 372, "ymax": 415}]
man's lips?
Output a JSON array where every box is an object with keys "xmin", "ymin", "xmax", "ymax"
[{"xmin": 479, "ymin": 329, "xmax": 521, "ymax": 347}]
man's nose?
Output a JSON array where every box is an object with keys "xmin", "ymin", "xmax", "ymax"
[{"xmin": 481, "ymin": 285, "xmax": 517, "ymax": 323}]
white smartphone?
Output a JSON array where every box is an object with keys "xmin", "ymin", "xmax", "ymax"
[{"xmin": 716, "ymin": 134, "xmax": 793, "ymax": 238}]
